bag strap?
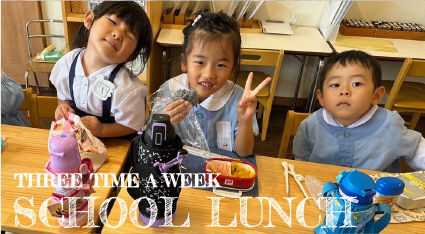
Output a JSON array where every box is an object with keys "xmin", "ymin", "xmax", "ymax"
[
  {"xmin": 153, "ymin": 149, "xmax": 188, "ymax": 173},
  {"xmin": 71, "ymin": 114, "xmax": 99, "ymax": 148}
]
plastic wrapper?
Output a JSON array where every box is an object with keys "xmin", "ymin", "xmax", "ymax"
[
  {"xmin": 305, "ymin": 175, "xmax": 326, "ymax": 211},
  {"xmin": 148, "ymin": 88, "xmax": 210, "ymax": 154}
]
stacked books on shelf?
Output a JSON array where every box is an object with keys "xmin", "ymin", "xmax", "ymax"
[{"xmin": 340, "ymin": 19, "xmax": 425, "ymax": 41}]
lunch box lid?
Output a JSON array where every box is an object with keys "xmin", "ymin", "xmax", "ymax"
[{"xmin": 376, "ymin": 177, "xmax": 405, "ymax": 196}]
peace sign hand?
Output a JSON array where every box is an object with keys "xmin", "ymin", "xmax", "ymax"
[{"xmin": 237, "ymin": 72, "xmax": 272, "ymax": 121}]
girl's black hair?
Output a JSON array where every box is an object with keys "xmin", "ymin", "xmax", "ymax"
[
  {"xmin": 318, "ymin": 50, "xmax": 382, "ymax": 91},
  {"xmin": 182, "ymin": 12, "xmax": 241, "ymax": 77},
  {"xmin": 72, "ymin": 1, "xmax": 152, "ymax": 76}
]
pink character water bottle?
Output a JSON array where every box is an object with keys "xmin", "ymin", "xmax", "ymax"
[{"xmin": 45, "ymin": 130, "xmax": 95, "ymax": 227}]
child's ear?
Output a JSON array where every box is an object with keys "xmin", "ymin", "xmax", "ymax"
[
  {"xmin": 316, "ymin": 89, "xmax": 325, "ymax": 107},
  {"xmin": 372, "ymin": 86, "xmax": 385, "ymax": 105},
  {"xmin": 181, "ymin": 53, "xmax": 187, "ymax": 72},
  {"xmin": 84, "ymin": 11, "xmax": 95, "ymax": 30}
]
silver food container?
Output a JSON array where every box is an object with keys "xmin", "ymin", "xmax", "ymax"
[{"xmin": 395, "ymin": 172, "xmax": 425, "ymax": 209}]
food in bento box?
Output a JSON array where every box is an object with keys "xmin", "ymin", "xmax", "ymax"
[
  {"xmin": 206, "ymin": 160, "xmax": 255, "ymax": 178},
  {"xmin": 206, "ymin": 161, "xmax": 231, "ymax": 176},
  {"xmin": 205, "ymin": 158, "xmax": 257, "ymax": 189},
  {"xmin": 231, "ymin": 162, "xmax": 255, "ymax": 178}
]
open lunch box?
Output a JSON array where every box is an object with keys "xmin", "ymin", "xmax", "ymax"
[{"xmin": 204, "ymin": 158, "xmax": 257, "ymax": 192}]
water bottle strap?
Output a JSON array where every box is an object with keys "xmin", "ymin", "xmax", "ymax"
[{"xmin": 373, "ymin": 204, "xmax": 392, "ymax": 233}]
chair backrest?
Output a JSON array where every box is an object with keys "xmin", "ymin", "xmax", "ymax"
[
  {"xmin": 240, "ymin": 49, "xmax": 284, "ymax": 97},
  {"xmin": 30, "ymin": 94, "xmax": 58, "ymax": 128},
  {"xmin": 385, "ymin": 58, "xmax": 425, "ymax": 110},
  {"xmin": 19, "ymin": 88, "xmax": 33, "ymax": 111},
  {"xmin": 18, "ymin": 88, "xmax": 34, "ymax": 126},
  {"xmin": 278, "ymin": 110, "xmax": 310, "ymax": 159}
]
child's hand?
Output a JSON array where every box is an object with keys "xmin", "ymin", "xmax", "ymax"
[
  {"xmin": 164, "ymin": 99, "xmax": 192, "ymax": 124},
  {"xmin": 55, "ymin": 104, "xmax": 75, "ymax": 120},
  {"xmin": 80, "ymin": 116, "xmax": 102, "ymax": 136},
  {"xmin": 237, "ymin": 72, "xmax": 272, "ymax": 121}
]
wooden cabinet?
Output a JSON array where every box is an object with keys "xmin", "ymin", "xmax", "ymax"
[
  {"xmin": 61, "ymin": 1, "xmax": 163, "ymax": 107},
  {"xmin": 1, "ymin": 1, "xmax": 48, "ymax": 86}
]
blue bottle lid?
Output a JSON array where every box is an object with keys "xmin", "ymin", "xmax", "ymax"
[
  {"xmin": 376, "ymin": 177, "xmax": 405, "ymax": 196},
  {"xmin": 337, "ymin": 170, "xmax": 376, "ymax": 205}
]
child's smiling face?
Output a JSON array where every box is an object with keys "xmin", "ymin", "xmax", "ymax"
[
  {"xmin": 317, "ymin": 62, "xmax": 385, "ymax": 127},
  {"xmin": 181, "ymin": 35, "xmax": 235, "ymax": 103},
  {"xmin": 86, "ymin": 13, "xmax": 137, "ymax": 66}
]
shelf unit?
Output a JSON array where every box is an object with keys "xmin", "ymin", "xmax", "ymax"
[{"xmin": 61, "ymin": 1, "xmax": 163, "ymax": 114}]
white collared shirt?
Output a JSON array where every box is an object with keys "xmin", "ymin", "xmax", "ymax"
[
  {"xmin": 50, "ymin": 48, "xmax": 147, "ymax": 131},
  {"xmin": 323, "ymin": 105, "xmax": 379, "ymax": 128}
]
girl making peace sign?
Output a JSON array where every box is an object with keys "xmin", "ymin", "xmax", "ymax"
[{"xmin": 157, "ymin": 13, "xmax": 270, "ymax": 157}]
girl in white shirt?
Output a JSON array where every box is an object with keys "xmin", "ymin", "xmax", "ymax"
[
  {"xmin": 50, "ymin": 1, "xmax": 152, "ymax": 138},
  {"xmin": 157, "ymin": 13, "xmax": 270, "ymax": 157}
]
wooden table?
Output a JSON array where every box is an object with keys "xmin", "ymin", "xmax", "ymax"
[
  {"xmin": 1, "ymin": 125, "xmax": 130, "ymax": 233},
  {"xmin": 157, "ymin": 27, "xmax": 333, "ymax": 56},
  {"xmin": 329, "ymin": 35, "xmax": 425, "ymax": 61},
  {"xmin": 102, "ymin": 156, "xmax": 423, "ymax": 233},
  {"xmin": 156, "ymin": 27, "xmax": 334, "ymax": 112}
]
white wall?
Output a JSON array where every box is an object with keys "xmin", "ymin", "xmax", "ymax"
[
  {"xmin": 43, "ymin": 1, "xmax": 425, "ymax": 101},
  {"xmin": 41, "ymin": 1, "xmax": 66, "ymax": 50}
]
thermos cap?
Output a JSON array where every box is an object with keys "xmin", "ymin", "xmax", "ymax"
[
  {"xmin": 376, "ymin": 177, "xmax": 405, "ymax": 196},
  {"xmin": 49, "ymin": 131, "xmax": 81, "ymax": 172},
  {"xmin": 337, "ymin": 170, "xmax": 376, "ymax": 205}
]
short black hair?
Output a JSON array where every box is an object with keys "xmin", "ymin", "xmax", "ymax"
[
  {"xmin": 318, "ymin": 50, "xmax": 382, "ymax": 91},
  {"xmin": 72, "ymin": 1, "xmax": 152, "ymax": 75},
  {"xmin": 182, "ymin": 12, "xmax": 241, "ymax": 75}
]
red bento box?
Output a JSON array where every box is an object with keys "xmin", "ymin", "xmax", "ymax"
[{"xmin": 204, "ymin": 158, "xmax": 257, "ymax": 189}]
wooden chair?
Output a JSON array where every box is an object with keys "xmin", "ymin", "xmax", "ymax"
[
  {"xmin": 278, "ymin": 110, "xmax": 310, "ymax": 159},
  {"xmin": 30, "ymin": 94, "xmax": 58, "ymax": 128},
  {"xmin": 382, "ymin": 58, "xmax": 425, "ymax": 130},
  {"xmin": 235, "ymin": 49, "xmax": 284, "ymax": 141},
  {"xmin": 19, "ymin": 88, "xmax": 34, "ymax": 126},
  {"xmin": 25, "ymin": 19, "xmax": 64, "ymax": 92}
]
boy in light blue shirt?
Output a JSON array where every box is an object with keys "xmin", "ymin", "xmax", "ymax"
[{"xmin": 293, "ymin": 50, "xmax": 425, "ymax": 172}]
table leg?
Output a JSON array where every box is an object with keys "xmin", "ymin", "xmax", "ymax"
[
  {"xmin": 306, "ymin": 57, "xmax": 324, "ymax": 113},
  {"xmin": 291, "ymin": 55, "xmax": 306, "ymax": 109}
]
